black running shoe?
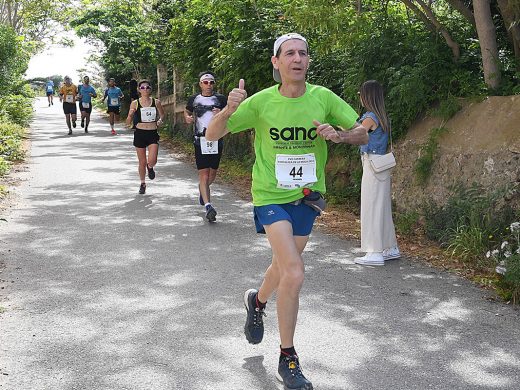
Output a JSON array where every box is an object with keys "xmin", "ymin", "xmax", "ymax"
[
  {"xmin": 147, "ymin": 165, "xmax": 155, "ymax": 180},
  {"xmin": 72, "ymin": 120, "xmax": 77, "ymax": 128},
  {"xmin": 81, "ymin": 118, "xmax": 84, "ymax": 128},
  {"xmin": 243, "ymin": 289, "xmax": 265, "ymax": 344},
  {"xmin": 68, "ymin": 129, "xmax": 72, "ymax": 135},
  {"xmin": 205, "ymin": 204, "xmax": 217, "ymax": 222},
  {"xmin": 138, "ymin": 183, "xmax": 146, "ymax": 194},
  {"xmin": 277, "ymin": 354, "xmax": 313, "ymax": 390},
  {"xmin": 84, "ymin": 127, "xmax": 88, "ymax": 133}
]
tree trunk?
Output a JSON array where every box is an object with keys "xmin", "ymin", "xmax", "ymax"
[
  {"xmin": 474, "ymin": 0, "xmax": 501, "ymax": 89},
  {"xmin": 497, "ymin": 0, "xmax": 520, "ymax": 67}
]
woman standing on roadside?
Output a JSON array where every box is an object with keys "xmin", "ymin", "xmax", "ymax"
[
  {"xmin": 126, "ymin": 80, "xmax": 165, "ymax": 194},
  {"xmin": 355, "ymin": 80, "xmax": 400, "ymax": 266}
]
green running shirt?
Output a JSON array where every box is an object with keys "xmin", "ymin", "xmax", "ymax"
[{"xmin": 227, "ymin": 83, "xmax": 358, "ymax": 206}]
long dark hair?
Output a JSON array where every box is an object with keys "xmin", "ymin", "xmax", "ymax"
[{"xmin": 359, "ymin": 80, "xmax": 390, "ymax": 133}]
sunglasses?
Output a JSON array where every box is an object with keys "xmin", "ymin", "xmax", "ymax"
[
  {"xmin": 139, "ymin": 85, "xmax": 152, "ymax": 90},
  {"xmin": 201, "ymin": 80, "xmax": 215, "ymax": 85}
]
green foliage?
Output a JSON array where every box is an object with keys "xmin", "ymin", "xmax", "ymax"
[
  {"xmin": 430, "ymin": 96, "xmax": 462, "ymax": 121},
  {"xmin": 488, "ymin": 222, "xmax": 520, "ymax": 303},
  {"xmin": 0, "ymin": 122, "xmax": 26, "ymax": 164},
  {"xmin": 395, "ymin": 211, "xmax": 419, "ymax": 236},
  {"xmin": 414, "ymin": 127, "xmax": 448, "ymax": 185},
  {"xmin": 0, "ymin": 157, "xmax": 10, "ymax": 177},
  {"xmin": 71, "ymin": 0, "xmax": 158, "ymax": 82},
  {"xmin": 0, "ymin": 25, "xmax": 31, "ymax": 96},
  {"xmin": 423, "ymin": 184, "xmax": 516, "ymax": 245},
  {"xmin": 0, "ymin": 95, "xmax": 33, "ymax": 127},
  {"xmin": 447, "ymin": 224, "xmax": 490, "ymax": 265}
]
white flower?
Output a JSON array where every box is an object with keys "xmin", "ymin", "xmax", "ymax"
[
  {"xmin": 486, "ymin": 251, "xmax": 491, "ymax": 258},
  {"xmin": 504, "ymin": 251, "xmax": 512, "ymax": 258},
  {"xmin": 492, "ymin": 249, "xmax": 500, "ymax": 257},
  {"xmin": 501, "ymin": 241, "xmax": 509, "ymax": 249},
  {"xmin": 510, "ymin": 222, "xmax": 520, "ymax": 233}
]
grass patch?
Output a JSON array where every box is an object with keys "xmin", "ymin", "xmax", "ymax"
[
  {"xmin": 395, "ymin": 210, "xmax": 419, "ymax": 236},
  {"xmin": 414, "ymin": 126, "xmax": 448, "ymax": 185}
]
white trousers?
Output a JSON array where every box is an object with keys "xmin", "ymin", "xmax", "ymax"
[{"xmin": 360, "ymin": 154, "xmax": 397, "ymax": 252}]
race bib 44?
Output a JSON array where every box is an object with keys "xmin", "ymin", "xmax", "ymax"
[{"xmin": 275, "ymin": 153, "xmax": 317, "ymax": 189}]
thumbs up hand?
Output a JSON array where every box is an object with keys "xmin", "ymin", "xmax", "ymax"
[{"xmin": 227, "ymin": 79, "xmax": 247, "ymax": 114}]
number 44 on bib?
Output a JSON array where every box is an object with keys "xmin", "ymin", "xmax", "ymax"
[{"xmin": 275, "ymin": 153, "xmax": 317, "ymax": 189}]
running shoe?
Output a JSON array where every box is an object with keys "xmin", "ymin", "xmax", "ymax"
[
  {"xmin": 111, "ymin": 129, "xmax": 117, "ymax": 135},
  {"xmin": 81, "ymin": 118, "xmax": 84, "ymax": 128},
  {"xmin": 277, "ymin": 354, "xmax": 313, "ymax": 390},
  {"xmin": 205, "ymin": 204, "xmax": 217, "ymax": 222},
  {"xmin": 147, "ymin": 165, "xmax": 155, "ymax": 180},
  {"xmin": 243, "ymin": 288, "xmax": 265, "ymax": 344},
  {"xmin": 84, "ymin": 127, "xmax": 88, "ymax": 134},
  {"xmin": 68, "ymin": 129, "xmax": 72, "ymax": 135},
  {"xmin": 72, "ymin": 120, "xmax": 77, "ymax": 128},
  {"xmin": 138, "ymin": 183, "xmax": 146, "ymax": 194}
]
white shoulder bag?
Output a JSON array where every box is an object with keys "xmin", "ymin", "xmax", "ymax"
[{"xmin": 369, "ymin": 127, "xmax": 396, "ymax": 173}]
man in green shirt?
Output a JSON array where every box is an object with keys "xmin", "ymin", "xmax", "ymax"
[{"xmin": 207, "ymin": 33, "xmax": 368, "ymax": 390}]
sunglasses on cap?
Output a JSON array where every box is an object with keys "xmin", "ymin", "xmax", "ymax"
[
  {"xmin": 201, "ymin": 80, "xmax": 215, "ymax": 85},
  {"xmin": 139, "ymin": 85, "xmax": 152, "ymax": 90}
]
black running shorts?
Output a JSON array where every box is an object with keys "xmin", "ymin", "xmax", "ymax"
[
  {"xmin": 133, "ymin": 129, "xmax": 159, "ymax": 148},
  {"xmin": 79, "ymin": 102, "xmax": 92, "ymax": 114},
  {"xmin": 194, "ymin": 141, "xmax": 223, "ymax": 170},
  {"xmin": 63, "ymin": 102, "xmax": 77, "ymax": 115},
  {"xmin": 107, "ymin": 106, "xmax": 120, "ymax": 115}
]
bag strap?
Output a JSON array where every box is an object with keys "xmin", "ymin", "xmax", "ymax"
[{"xmin": 389, "ymin": 123, "xmax": 394, "ymax": 153}]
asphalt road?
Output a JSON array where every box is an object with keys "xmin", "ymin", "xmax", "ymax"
[{"xmin": 0, "ymin": 98, "xmax": 519, "ymax": 390}]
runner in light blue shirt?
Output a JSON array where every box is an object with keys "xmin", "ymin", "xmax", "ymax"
[
  {"xmin": 46, "ymin": 79, "xmax": 55, "ymax": 106},
  {"xmin": 77, "ymin": 76, "xmax": 97, "ymax": 133},
  {"xmin": 102, "ymin": 78, "xmax": 124, "ymax": 134}
]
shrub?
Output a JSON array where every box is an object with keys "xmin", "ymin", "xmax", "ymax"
[
  {"xmin": 0, "ymin": 94, "xmax": 33, "ymax": 127},
  {"xmin": 423, "ymin": 183, "xmax": 515, "ymax": 244},
  {"xmin": 488, "ymin": 222, "xmax": 520, "ymax": 303},
  {"xmin": 0, "ymin": 157, "xmax": 10, "ymax": 176},
  {"xmin": 395, "ymin": 211, "xmax": 419, "ymax": 236}
]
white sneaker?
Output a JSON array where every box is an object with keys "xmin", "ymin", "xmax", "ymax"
[
  {"xmin": 382, "ymin": 246, "xmax": 401, "ymax": 261},
  {"xmin": 354, "ymin": 252, "xmax": 384, "ymax": 266}
]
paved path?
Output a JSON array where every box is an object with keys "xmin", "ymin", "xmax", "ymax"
[{"xmin": 0, "ymin": 98, "xmax": 519, "ymax": 390}]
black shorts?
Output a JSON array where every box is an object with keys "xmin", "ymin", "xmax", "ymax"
[
  {"xmin": 107, "ymin": 106, "xmax": 120, "ymax": 115},
  {"xmin": 133, "ymin": 129, "xmax": 159, "ymax": 148},
  {"xmin": 194, "ymin": 141, "xmax": 223, "ymax": 170},
  {"xmin": 63, "ymin": 102, "xmax": 77, "ymax": 115},
  {"xmin": 79, "ymin": 102, "xmax": 92, "ymax": 114},
  {"xmin": 46, "ymin": 92, "xmax": 53, "ymax": 97}
]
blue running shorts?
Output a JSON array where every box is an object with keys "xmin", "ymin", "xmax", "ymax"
[{"xmin": 253, "ymin": 202, "xmax": 319, "ymax": 236}]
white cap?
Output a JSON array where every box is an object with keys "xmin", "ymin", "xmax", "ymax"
[
  {"xmin": 199, "ymin": 73, "xmax": 215, "ymax": 82},
  {"xmin": 272, "ymin": 33, "xmax": 308, "ymax": 83}
]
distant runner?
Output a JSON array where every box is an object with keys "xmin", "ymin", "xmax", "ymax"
[
  {"xmin": 78, "ymin": 76, "xmax": 97, "ymax": 134},
  {"xmin": 102, "ymin": 78, "xmax": 124, "ymax": 135},
  {"xmin": 46, "ymin": 78, "xmax": 55, "ymax": 106},
  {"xmin": 58, "ymin": 76, "xmax": 78, "ymax": 135}
]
